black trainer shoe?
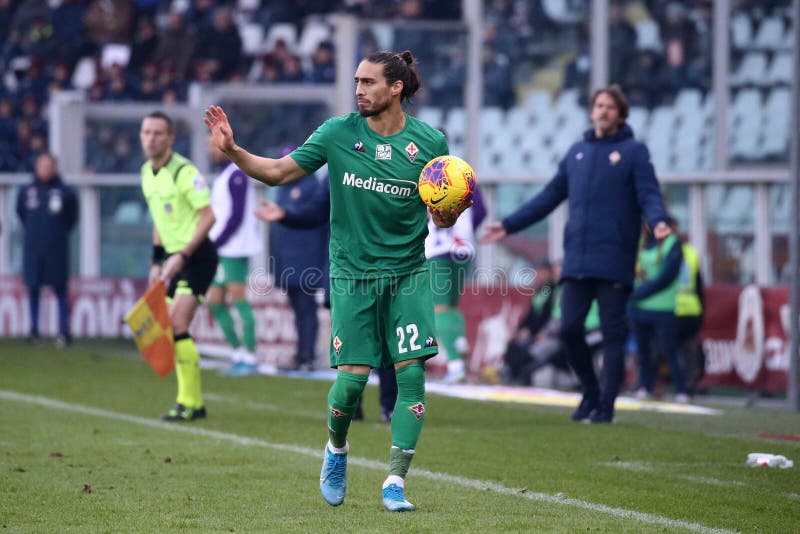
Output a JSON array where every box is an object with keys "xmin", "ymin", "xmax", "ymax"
[
  {"xmin": 161, "ymin": 403, "xmax": 207, "ymax": 422},
  {"xmin": 570, "ymin": 395, "xmax": 599, "ymax": 422},
  {"xmin": 588, "ymin": 405, "xmax": 614, "ymax": 424}
]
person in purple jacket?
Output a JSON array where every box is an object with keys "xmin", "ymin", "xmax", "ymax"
[{"xmin": 481, "ymin": 85, "xmax": 671, "ymax": 423}]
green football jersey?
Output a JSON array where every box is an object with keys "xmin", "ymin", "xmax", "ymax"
[
  {"xmin": 141, "ymin": 152, "xmax": 210, "ymax": 253},
  {"xmin": 290, "ymin": 112, "xmax": 448, "ymax": 279}
]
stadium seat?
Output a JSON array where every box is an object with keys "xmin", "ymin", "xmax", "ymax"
[
  {"xmin": 480, "ymin": 107, "xmax": 505, "ymax": 148},
  {"xmin": 541, "ymin": 0, "xmax": 586, "ymax": 24},
  {"xmin": 730, "ymin": 12, "xmax": 753, "ymax": 49},
  {"xmin": 753, "ymin": 16, "xmax": 784, "ymax": 50},
  {"xmin": 237, "ymin": 0, "xmax": 260, "ymax": 11},
  {"xmin": 443, "ymin": 108, "xmax": 466, "ymax": 143},
  {"xmin": 764, "ymin": 88, "xmax": 790, "ymax": 119},
  {"xmin": 479, "ymin": 145, "xmax": 503, "ymax": 176},
  {"xmin": 71, "ymin": 56, "xmax": 96, "ymax": 89},
  {"xmin": 496, "ymin": 148, "xmax": 528, "ymax": 175},
  {"xmin": 524, "ymin": 90, "xmax": 552, "ymax": 116},
  {"xmin": 171, "ymin": 0, "xmax": 189, "ymax": 13},
  {"xmin": 553, "ymin": 89, "xmax": 581, "ymax": 121},
  {"xmin": 101, "ymin": 44, "xmax": 131, "ymax": 69},
  {"xmin": 626, "ymin": 107, "xmax": 649, "ymax": 138},
  {"xmin": 635, "ymin": 19, "xmax": 662, "ymax": 51},
  {"xmin": 264, "ymin": 23, "xmax": 298, "ymax": 53},
  {"xmin": 297, "ymin": 20, "xmax": 331, "ymax": 57},
  {"xmin": 729, "ymin": 88, "xmax": 761, "ymax": 128},
  {"xmin": 505, "ymin": 106, "xmax": 534, "ymax": 139},
  {"xmin": 240, "ymin": 23, "xmax": 265, "ymax": 55},
  {"xmin": 416, "ymin": 106, "xmax": 444, "ymax": 130},
  {"xmin": 674, "ymin": 88, "xmax": 702, "ymax": 117},
  {"xmin": 765, "ymin": 52, "xmax": 792, "ymax": 85},
  {"xmin": 729, "ymin": 52, "xmax": 768, "ymax": 86},
  {"xmin": 729, "ymin": 125, "xmax": 761, "ymax": 160}
]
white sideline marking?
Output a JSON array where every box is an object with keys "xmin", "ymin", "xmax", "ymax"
[
  {"xmin": 203, "ymin": 393, "xmax": 323, "ymax": 420},
  {"xmin": 600, "ymin": 461, "xmax": 746, "ymax": 488},
  {"xmin": 0, "ymin": 390, "xmax": 735, "ymax": 534}
]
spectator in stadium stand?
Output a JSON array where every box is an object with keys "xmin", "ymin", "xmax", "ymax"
[
  {"xmin": 84, "ymin": 0, "xmax": 133, "ymax": 48},
  {"xmin": 480, "ymin": 85, "xmax": 671, "ymax": 424},
  {"xmin": 192, "ymin": 5, "xmax": 243, "ymax": 81},
  {"xmin": 127, "ymin": 15, "xmax": 159, "ymax": 72},
  {"xmin": 153, "ymin": 11, "xmax": 196, "ymax": 80},
  {"xmin": 310, "ymin": 41, "xmax": 336, "ymax": 83},
  {"xmin": 629, "ymin": 220, "xmax": 689, "ymax": 403},
  {"xmin": 15, "ymin": 152, "xmax": 78, "ymax": 347},
  {"xmin": 608, "ymin": 2, "xmax": 637, "ymax": 85}
]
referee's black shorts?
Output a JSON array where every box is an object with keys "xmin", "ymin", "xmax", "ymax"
[{"xmin": 167, "ymin": 238, "xmax": 218, "ymax": 300}]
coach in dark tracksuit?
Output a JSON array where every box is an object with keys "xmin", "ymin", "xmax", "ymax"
[
  {"xmin": 481, "ymin": 85, "xmax": 670, "ymax": 423},
  {"xmin": 270, "ymin": 173, "xmax": 329, "ymax": 371},
  {"xmin": 15, "ymin": 153, "xmax": 79, "ymax": 346}
]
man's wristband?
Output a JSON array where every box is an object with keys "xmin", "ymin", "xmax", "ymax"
[{"xmin": 151, "ymin": 245, "xmax": 166, "ymax": 264}]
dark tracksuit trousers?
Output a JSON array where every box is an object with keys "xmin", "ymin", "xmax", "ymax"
[
  {"xmin": 632, "ymin": 308, "xmax": 687, "ymax": 394},
  {"xmin": 287, "ymin": 286, "xmax": 319, "ymax": 367},
  {"xmin": 559, "ymin": 278, "xmax": 631, "ymax": 410}
]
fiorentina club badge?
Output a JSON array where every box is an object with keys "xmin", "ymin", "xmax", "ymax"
[
  {"xmin": 333, "ymin": 335, "xmax": 343, "ymax": 356},
  {"xmin": 609, "ymin": 151, "xmax": 621, "ymax": 165},
  {"xmin": 407, "ymin": 402, "xmax": 425, "ymax": 420},
  {"xmin": 405, "ymin": 141, "xmax": 418, "ymax": 162}
]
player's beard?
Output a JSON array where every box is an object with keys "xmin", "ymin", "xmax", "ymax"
[{"xmin": 358, "ymin": 98, "xmax": 391, "ymax": 117}]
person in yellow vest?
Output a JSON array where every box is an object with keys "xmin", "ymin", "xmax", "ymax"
[
  {"xmin": 629, "ymin": 222, "xmax": 689, "ymax": 402},
  {"xmin": 141, "ymin": 111, "xmax": 218, "ymax": 421},
  {"xmin": 669, "ymin": 217, "xmax": 705, "ymax": 394}
]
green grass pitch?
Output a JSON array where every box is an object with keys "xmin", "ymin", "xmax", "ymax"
[{"xmin": 1, "ymin": 339, "xmax": 799, "ymax": 532}]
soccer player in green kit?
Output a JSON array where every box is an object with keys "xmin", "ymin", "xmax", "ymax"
[
  {"xmin": 205, "ymin": 50, "xmax": 467, "ymax": 511},
  {"xmin": 140, "ymin": 111, "xmax": 218, "ymax": 421}
]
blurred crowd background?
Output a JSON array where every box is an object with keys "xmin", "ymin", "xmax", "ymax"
[{"xmin": 0, "ymin": 0, "xmax": 795, "ymax": 284}]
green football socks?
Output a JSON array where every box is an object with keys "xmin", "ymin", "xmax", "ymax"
[
  {"xmin": 209, "ymin": 303, "xmax": 241, "ymax": 349},
  {"xmin": 174, "ymin": 333, "xmax": 203, "ymax": 409},
  {"xmin": 391, "ymin": 361, "xmax": 426, "ymax": 451},
  {"xmin": 327, "ymin": 370, "xmax": 369, "ymax": 448},
  {"xmin": 233, "ymin": 300, "xmax": 257, "ymax": 353},
  {"xmin": 389, "ymin": 446, "xmax": 415, "ymax": 479}
]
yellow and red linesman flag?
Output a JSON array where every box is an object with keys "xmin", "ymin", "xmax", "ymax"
[{"xmin": 123, "ymin": 280, "xmax": 174, "ymax": 377}]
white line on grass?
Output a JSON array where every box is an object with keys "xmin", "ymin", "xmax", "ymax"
[
  {"xmin": 600, "ymin": 461, "xmax": 747, "ymax": 488},
  {"xmin": 203, "ymin": 392, "xmax": 323, "ymax": 420},
  {"xmin": 0, "ymin": 390, "xmax": 735, "ymax": 534}
]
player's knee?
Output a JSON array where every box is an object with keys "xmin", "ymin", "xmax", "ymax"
[
  {"xmin": 395, "ymin": 361, "xmax": 425, "ymax": 401},
  {"xmin": 329, "ymin": 370, "xmax": 369, "ymax": 407}
]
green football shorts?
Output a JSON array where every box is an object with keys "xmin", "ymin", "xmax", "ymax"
[
  {"xmin": 428, "ymin": 256, "xmax": 470, "ymax": 307},
  {"xmin": 329, "ymin": 265, "xmax": 439, "ymax": 368},
  {"xmin": 211, "ymin": 256, "xmax": 250, "ymax": 287}
]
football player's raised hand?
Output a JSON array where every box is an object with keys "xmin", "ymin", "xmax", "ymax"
[{"xmin": 204, "ymin": 105, "xmax": 236, "ymax": 154}]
